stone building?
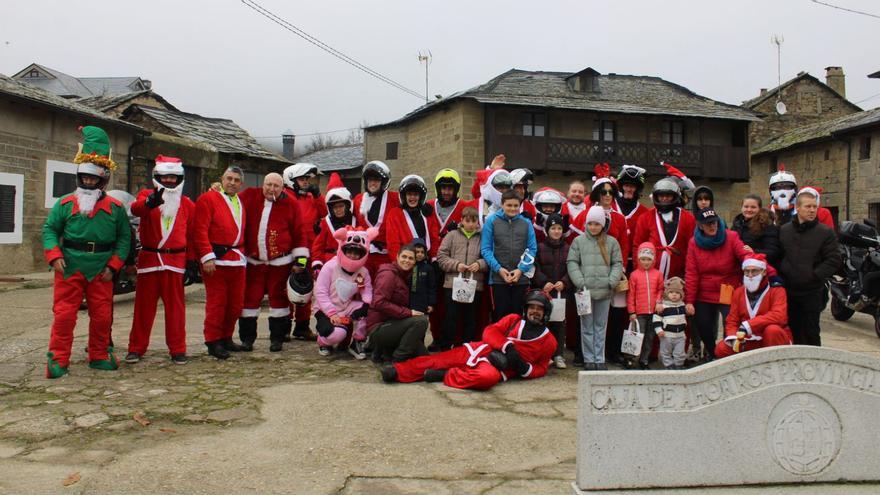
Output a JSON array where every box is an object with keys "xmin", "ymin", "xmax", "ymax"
[
  {"xmin": 296, "ymin": 144, "xmax": 364, "ymax": 194},
  {"xmin": 751, "ymin": 107, "xmax": 880, "ymax": 226},
  {"xmin": 364, "ymin": 67, "xmax": 760, "ymax": 221},
  {"xmin": 0, "ymin": 74, "xmax": 146, "ymax": 274},
  {"xmin": 743, "ymin": 67, "xmax": 861, "ymax": 148}
]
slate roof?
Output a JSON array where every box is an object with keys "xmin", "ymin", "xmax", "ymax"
[
  {"xmin": 752, "ymin": 107, "xmax": 880, "ymax": 156},
  {"xmin": 296, "ymin": 144, "xmax": 364, "ymax": 172},
  {"xmin": 742, "ymin": 71, "xmax": 862, "ymax": 111},
  {"xmin": 125, "ymin": 105, "xmax": 290, "ymax": 163},
  {"xmin": 367, "ymin": 68, "xmax": 760, "ymax": 130},
  {"xmin": 0, "ymin": 73, "xmax": 144, "ymax": 132},
  {"xmin": 869, "ymin": 70, "xmax": 880, "ymax": 79},
  {"xmin": 12, "ymin": 64, "xmax": 148, "ymax": 98},
  {"xmin": 78, "ymin": 90, "xmax": 178, "ymax": 113}
]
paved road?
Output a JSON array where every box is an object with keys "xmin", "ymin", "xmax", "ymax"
[{"xmin": 0, "ymin": 279, "xmax": 877, "ymax": 494}]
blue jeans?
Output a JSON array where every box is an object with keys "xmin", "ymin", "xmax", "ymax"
[{"xmin": 579, "ymin": 297, "xmax": 612, "ymax": 364}]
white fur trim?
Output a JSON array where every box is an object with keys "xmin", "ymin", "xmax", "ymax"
[
  {"xmin": 291, "ymin": 247, "xmax": 310, "ymax": 258},
  {"xmin": 742, "ymin": 258, "xmax": 767, "ymax": 270},
  {"xmin": 269, "ymin": 307, "xmax": 291, "ymax": 317},
  {"xmin": 241, "ymin": 308, "xmax": 260, "ymax": 318},
  {"xmin": 200, "ymin": 253, "xmax": 216, "ymax": 264}
]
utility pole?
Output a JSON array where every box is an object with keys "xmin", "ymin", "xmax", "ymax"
[
  {"xmin": 418, "ymin": 51, "xmax": 432, "ymax": 104},
  {"xmin": 771, "ymin": 34, "xmax": 786, "ymax": 114}
]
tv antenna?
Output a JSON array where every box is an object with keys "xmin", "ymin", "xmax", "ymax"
[
  {"xmin": 418, "ymin": 51, "xmax": 432, "ymax": 104},
  {"xmin": 771, "ymin": 34, "xmax": 786, "ymax": 115}
]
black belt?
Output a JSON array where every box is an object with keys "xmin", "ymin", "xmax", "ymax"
[
  {"xmin": 143, "ymin": 246, "xmax": 186, "ymax": 254},
  {"xmin": 63, "ymin": 240, "xmax": 113, "ymax": 253},
  {"xmin": 211, "ymin": 243, "xmax": 243, "ymax": 258}
]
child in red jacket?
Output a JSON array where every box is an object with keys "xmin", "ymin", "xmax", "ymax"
[{"xmin": 627, "ymin": 242, "xmax": 665, "ymax": 369}]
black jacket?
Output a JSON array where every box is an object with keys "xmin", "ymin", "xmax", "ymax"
[
  {"xmin": 779, "ymin": 217, "xmax": 840, "ymax": 295},
  {"xmin": 731, "ymin": 214, "xmax": 782, "ymax": 267},
  {"xmin": 409, "ymin": 259, "xmax": 437, "ymax": 312}
]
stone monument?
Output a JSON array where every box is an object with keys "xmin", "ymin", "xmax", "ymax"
[{"xmin": 574, "ymin": 346, "xmax": 880, "ymax": 493}]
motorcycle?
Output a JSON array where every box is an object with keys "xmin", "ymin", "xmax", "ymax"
[
  {"xmin": 105, "ymin": 190, "xmax": 140, "ymax": 295},
  {"xmin": 828, "ymin": 219, "xmax": 880, "ymax": 338}
]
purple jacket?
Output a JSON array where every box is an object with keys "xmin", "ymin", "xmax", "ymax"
[{"xmin": 366, "ymin": 262, "xmax": 413, "ymax": 332}]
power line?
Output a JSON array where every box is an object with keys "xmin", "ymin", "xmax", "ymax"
[
  {"xmin": 810, "ymin": 0, "xmax": 880, "ymax": 19},
  {"xmin": 240, "ymin": 0, "xmax": 426, "ymax": 100},
  {"xmin": 854, "ymin": 92, "xmax": 880, "ymax": 104},
  {"xmin": 253, "ymin": 127, "xmax": 361, "ymax": 139}
]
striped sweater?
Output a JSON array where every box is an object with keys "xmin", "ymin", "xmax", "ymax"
[{"xmin": 652, "ymin": 301, "xmax": 687, "ymax": 333}]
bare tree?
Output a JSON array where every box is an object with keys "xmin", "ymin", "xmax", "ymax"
[{"xmin": 303, "ymin": 133, "xmax": 338, "ymax": 154}]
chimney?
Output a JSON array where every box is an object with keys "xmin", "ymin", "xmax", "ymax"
[
  {"xmin": 825, "ymin": 66, "xmax": 845, "ymax": 97},
  {"xmin": 142, "ymin": 79, "xmax": 152, "ymax": 90},
  {"xmin": 282, "ymin": 131, "xmax": 295, "ymax": 160},
  {"xmin": 760, "ymin": 88, "xmax": 768, "ymax": 96}
]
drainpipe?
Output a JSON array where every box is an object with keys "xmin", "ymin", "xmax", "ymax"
[
  {"xmin": 127, "ymin": 133, "xmax": 145, "ymax": 193},
  {"xmin": 835, "ymin": 135, "xmax": 853, "ymax": 221}
]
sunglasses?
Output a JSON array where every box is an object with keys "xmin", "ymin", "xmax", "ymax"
[{"xmin": 598, "ymin": 189, "xmax": 615, "ymax": 196}]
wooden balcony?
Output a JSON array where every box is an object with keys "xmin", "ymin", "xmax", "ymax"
[{"xmin": 487, "ymin": 135, "xmax": 749, "ymax": 181}]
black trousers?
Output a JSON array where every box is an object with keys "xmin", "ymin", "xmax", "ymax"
[
  {"xmin": 788, "ymin": 288, "xmax": 827, "ymax": 346},
  {"xmin": 369, "ymin": 316, "xmax": 429, "ymax": 362},
  {"xmin": 605, "ymin": 306, "xmax": 629, "ymax": 361},
  {"xmin": 490, "ymin": 284, "xmax": 527, "ymax": 322},
  {"xmin": 694, "ymin": 301, "xmax": 730, "ymax": 359},
  {"xmin": 440, "ymin": 288, "xmax": 481, "ymax": 345}
]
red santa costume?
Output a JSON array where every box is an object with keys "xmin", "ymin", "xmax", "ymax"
[
  {"xmin": 238, "ymin": 179, "xmax": 308, "ymax": 351},
  {"xmin": 614, "ymin": 164, "xmax": 649, "ymax": 251},
  {"xmin": 385, "ymin": 175, "xmax": 441, "ymax": 260},
  {"xmin": 353, "ymin": 160, "xmax": 400, "ymax": 276},
  {"xmin": 193, "ymin": 183, "xmax": 246, "ymax": 357},
  {"xmin": 389, "ymin": 309, "xmax": 557, "ymax": 391},
  {"xmin": 715, "ymin": 254, "xmax": 792, "ymax": 358},
  {"xmin": 127, "ymin": 155, "xmax": 195, "ymax": 361},
  {"xmin": 510, "ymin": 168, "xmax": 538, "ymax": 220},
  {"xmin": 282, "ymin": 163, "xmax": 326, "ymax": 339},
  {"xmin": 471, "ymin": 168, "xmax": 514, "ymax": 227},
  {"xmin": 428, "ymin": 168, "xmax": 474, "ymax": 239},
  {"xmin": 311, "ymin": 173, "xmax": 357, "ymax": 274},
  {"xmin": 631, "ymin": 177, "xmax": 696, "ymax": 281}
]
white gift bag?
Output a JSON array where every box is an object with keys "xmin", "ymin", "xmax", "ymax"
[
  {"xmin": 575, "ymin": 288, "xmax": 592, "ymax": 316},
  {"xmin": 549, "ymin": 293, "xmax": 566, "ymax": 322},
  {"xmin": 451, "ymin": 273, "xmax": 477, "ymax": 303},
  {"xmin": 620, "ymin": 319, "xmax": 644, "ymax": 357}
]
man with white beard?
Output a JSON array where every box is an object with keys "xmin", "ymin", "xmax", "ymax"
[
  {"xmin": 42, "ymin": 126, "xmax": 131, "ymax": 378},
  {"xmin": 125, "ymin": 155, "xmax": 195, "ymax": 365}
]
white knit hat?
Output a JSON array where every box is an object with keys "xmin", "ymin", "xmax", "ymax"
[{"xmin": 585, "ymin": 205, "xmax": 606, "ymax": 227}]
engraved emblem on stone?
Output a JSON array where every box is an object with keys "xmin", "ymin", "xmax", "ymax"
[{"xmin": 767, "ymin": 393, "xmax": 841, "ymax": 476}]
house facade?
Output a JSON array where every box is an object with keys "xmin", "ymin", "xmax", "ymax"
[
  {"xmin": 365, "ymin": 68, "xmax": 760, "ymax": 220},
  {"xmin": 0, "ymin": 75, "xmax": 146, "ymax": 274}
]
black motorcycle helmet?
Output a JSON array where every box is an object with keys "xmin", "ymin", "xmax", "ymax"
[
  {"xmin": 398, "ymin": 174, "xmax": 428, "ymax": 209},
  {"xmin": 362, "ymin": 161, "xmax": 391, "ymax": 194},
  {"xmin": 523, "ymin": 290, "xmax": 553, "ymax": 325},
  {"xmin": 287, "ymin": 270, "xmax": 314, "ymax": 305}
]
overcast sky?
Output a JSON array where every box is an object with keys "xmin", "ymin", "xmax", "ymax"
[{"xmin": 3, "ymin": 0, "xmax": 879, "ymax": 151}]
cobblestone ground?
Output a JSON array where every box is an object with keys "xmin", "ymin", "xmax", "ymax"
[{"xmin": 0, "ymin": 277, "xmax": 878, "ymax": 494}]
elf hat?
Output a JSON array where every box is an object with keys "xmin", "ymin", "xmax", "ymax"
[{"xmin": 74, "ymin": 125, "xmax": 116, "ymax": 177}]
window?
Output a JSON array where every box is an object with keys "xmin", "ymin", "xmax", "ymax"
[
  {"xmin": 0, "ymin": 173, "xmax": 24, "ymax": 244},
  {"xmin": 44, "ymin": 160, "xmax": 78, "ymax": 208},
  {"xmin": 243, "ymin": 171, "xmax": 262, "ymax": 189},
  {"xmin": 26, "ymin": 69, "xmax": 40, "ymax": 78},
  {"xmin": 592, "ymin": 120, "xmax": 616, "ymax": 141},
  {"xmin": 769, "ymin": 156, "xmax": 778, "ymax": 175},
  {"xmin": 385, "ymin": 142, "xmax": 399, "ymax": 160},
  {"xmin": 521, "ymin": 112, "xmax": 545, "ymax": 137},
  {"xmin": 662, "ymin": 121, "xmax": 685, "ymax": 145},
  {"xmin": 859, "ymin": 136, "xmax": 871, "ymax": 160},
  {"xmin": 870, "ymin": 203, "xmax": 880, "ymax": 229},
  {"xmin": 824, "ymin": 149, "xmax": 830, "ymax": 161}
]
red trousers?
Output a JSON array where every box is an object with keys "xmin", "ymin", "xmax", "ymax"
[
  {"xmin": 48, "ymin": 271, "xmax": 113, "ymax": 367},
  {"xmin": 243, "ymin": 263, "xmax": 291, "ymax": 317},
  {"xmin": 394, "ymin": 346, "xmax": 503, "ymax": 391},
  {"xmin": 714, "ymin": 324, "xmax": 792, "ymax": 358},
  {"xmin": 203, "ymin": 266, "xmax": 245, "ymax": 342},
  {"xmin": 293, "ymin": 301, "xmax": 311, "ymax": 324},
  {"xmin": 128, "ymin": 270, "xmax": 186, "ymax": 355}
]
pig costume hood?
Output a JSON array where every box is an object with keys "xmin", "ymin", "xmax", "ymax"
[{"xmin": 334, "ymin": 227, "xmax": 379, "ymax": 273}]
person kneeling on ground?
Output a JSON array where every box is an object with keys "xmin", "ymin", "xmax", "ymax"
[
  {"xmin": 715, "ymin": 254, "xmax": 792, "ymax": 358},
  {"xmin": 380, "ymin": 290, "xmax": 557, "ymax": 391}
]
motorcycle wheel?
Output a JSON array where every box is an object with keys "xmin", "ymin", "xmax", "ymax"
[{"xmin": 830, "ymin": 296, "xmax": 855, "ymax": 321}]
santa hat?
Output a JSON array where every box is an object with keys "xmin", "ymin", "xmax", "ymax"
[
  {"xmin": 797, "ymin": 185, "xmax": 822, "ymax": 206},
  {"xmin": 153, "ymin": 155, "xmax": 184, "ymax": 176},
  {"xmin": 636, "ymin": 242, "xmax": 655, "ymax": 261},
  {"xmin": 591, "ymin": 163, "xmax": 615, "ymax": 191},
  {"xmin": 585, "ymin": 205, "xmax": 606, "ymax": 227},
  {"xmin": 741, "ymin": 253, "xmax": 768, "ymax": 271},
  {"xmin": 661, "ymin": 161, "xmax": 694, "ymax": 197},
  {"xmin": 324, "ymin": 172, "xmax": 352, "ymax": 208}
]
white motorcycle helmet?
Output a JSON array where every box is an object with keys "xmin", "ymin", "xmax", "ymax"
[{"xmin": 287, "ymin": 271, "xmax": 314, "ymax": 305}]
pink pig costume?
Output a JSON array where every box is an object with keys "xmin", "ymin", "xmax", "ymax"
[{"xmin": 312, "ymin": 227, "xmax": 377, "ymax": 347}]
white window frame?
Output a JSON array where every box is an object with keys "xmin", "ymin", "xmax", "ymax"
[
  {"xmin": 0, "ymin": 172, "xmax": 24, "ymax": 244},
  {"xmin": 45, "ymin": 160, "xmax": 78, "ymax": 208}
]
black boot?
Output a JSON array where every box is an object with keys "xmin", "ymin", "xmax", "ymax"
[
  {"xmin": 380, "ymin": 364, "xmax": 398, "ymax": 383},
  {"xmin": 423, "ymin": 368, "xmax": 448, "ymax": 383},
  {"xmin": 238, "ymin": 317, "xmax": 258, "ymax": 352},
  {"xmin": 206, "ymin": 341, "xmax": 230, "ymax": 360},
  {"xmin": 292, "ymin": 320, "xmax": 315, "ymax": 341},
  {"xmin": 268, "ymin": 317, "xmax": 286, "ymax": 352},
  {"xmin": 220, "ymin": 337, "xmax": 244, "ymax": 352}
]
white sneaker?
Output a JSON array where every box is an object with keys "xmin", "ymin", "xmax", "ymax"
[
  {"xmin": 554, "ymin": 356, "xmax": 567, "ymax": 369},
  {"xmin": 347, "ymin": 340, "xmax": 366, "ymax": 360},
  {"xmin": 318, "ymin": 346, "xmax": 332, "ymax": 357}
]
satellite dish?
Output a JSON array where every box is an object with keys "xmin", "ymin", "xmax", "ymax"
[{"xmin": 776, "ymin": 101, "xmax": 787, "ymax": 115}]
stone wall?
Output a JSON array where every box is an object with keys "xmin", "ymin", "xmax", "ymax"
[
  {"xmin": 751, "ymin": 128, "xmax": 880, "ymax": 224},
  {"xmin": 0, "ymin": 98, "xmax": 135, "ymax": 274},
  {"xmin": 749, "ymin": 77, "xmax": 858, "ymax": 147}
]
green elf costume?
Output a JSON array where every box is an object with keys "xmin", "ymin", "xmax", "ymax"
[{"xmin": 42, "ymin": 126, "xmax": 131, "ymax": 378}]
